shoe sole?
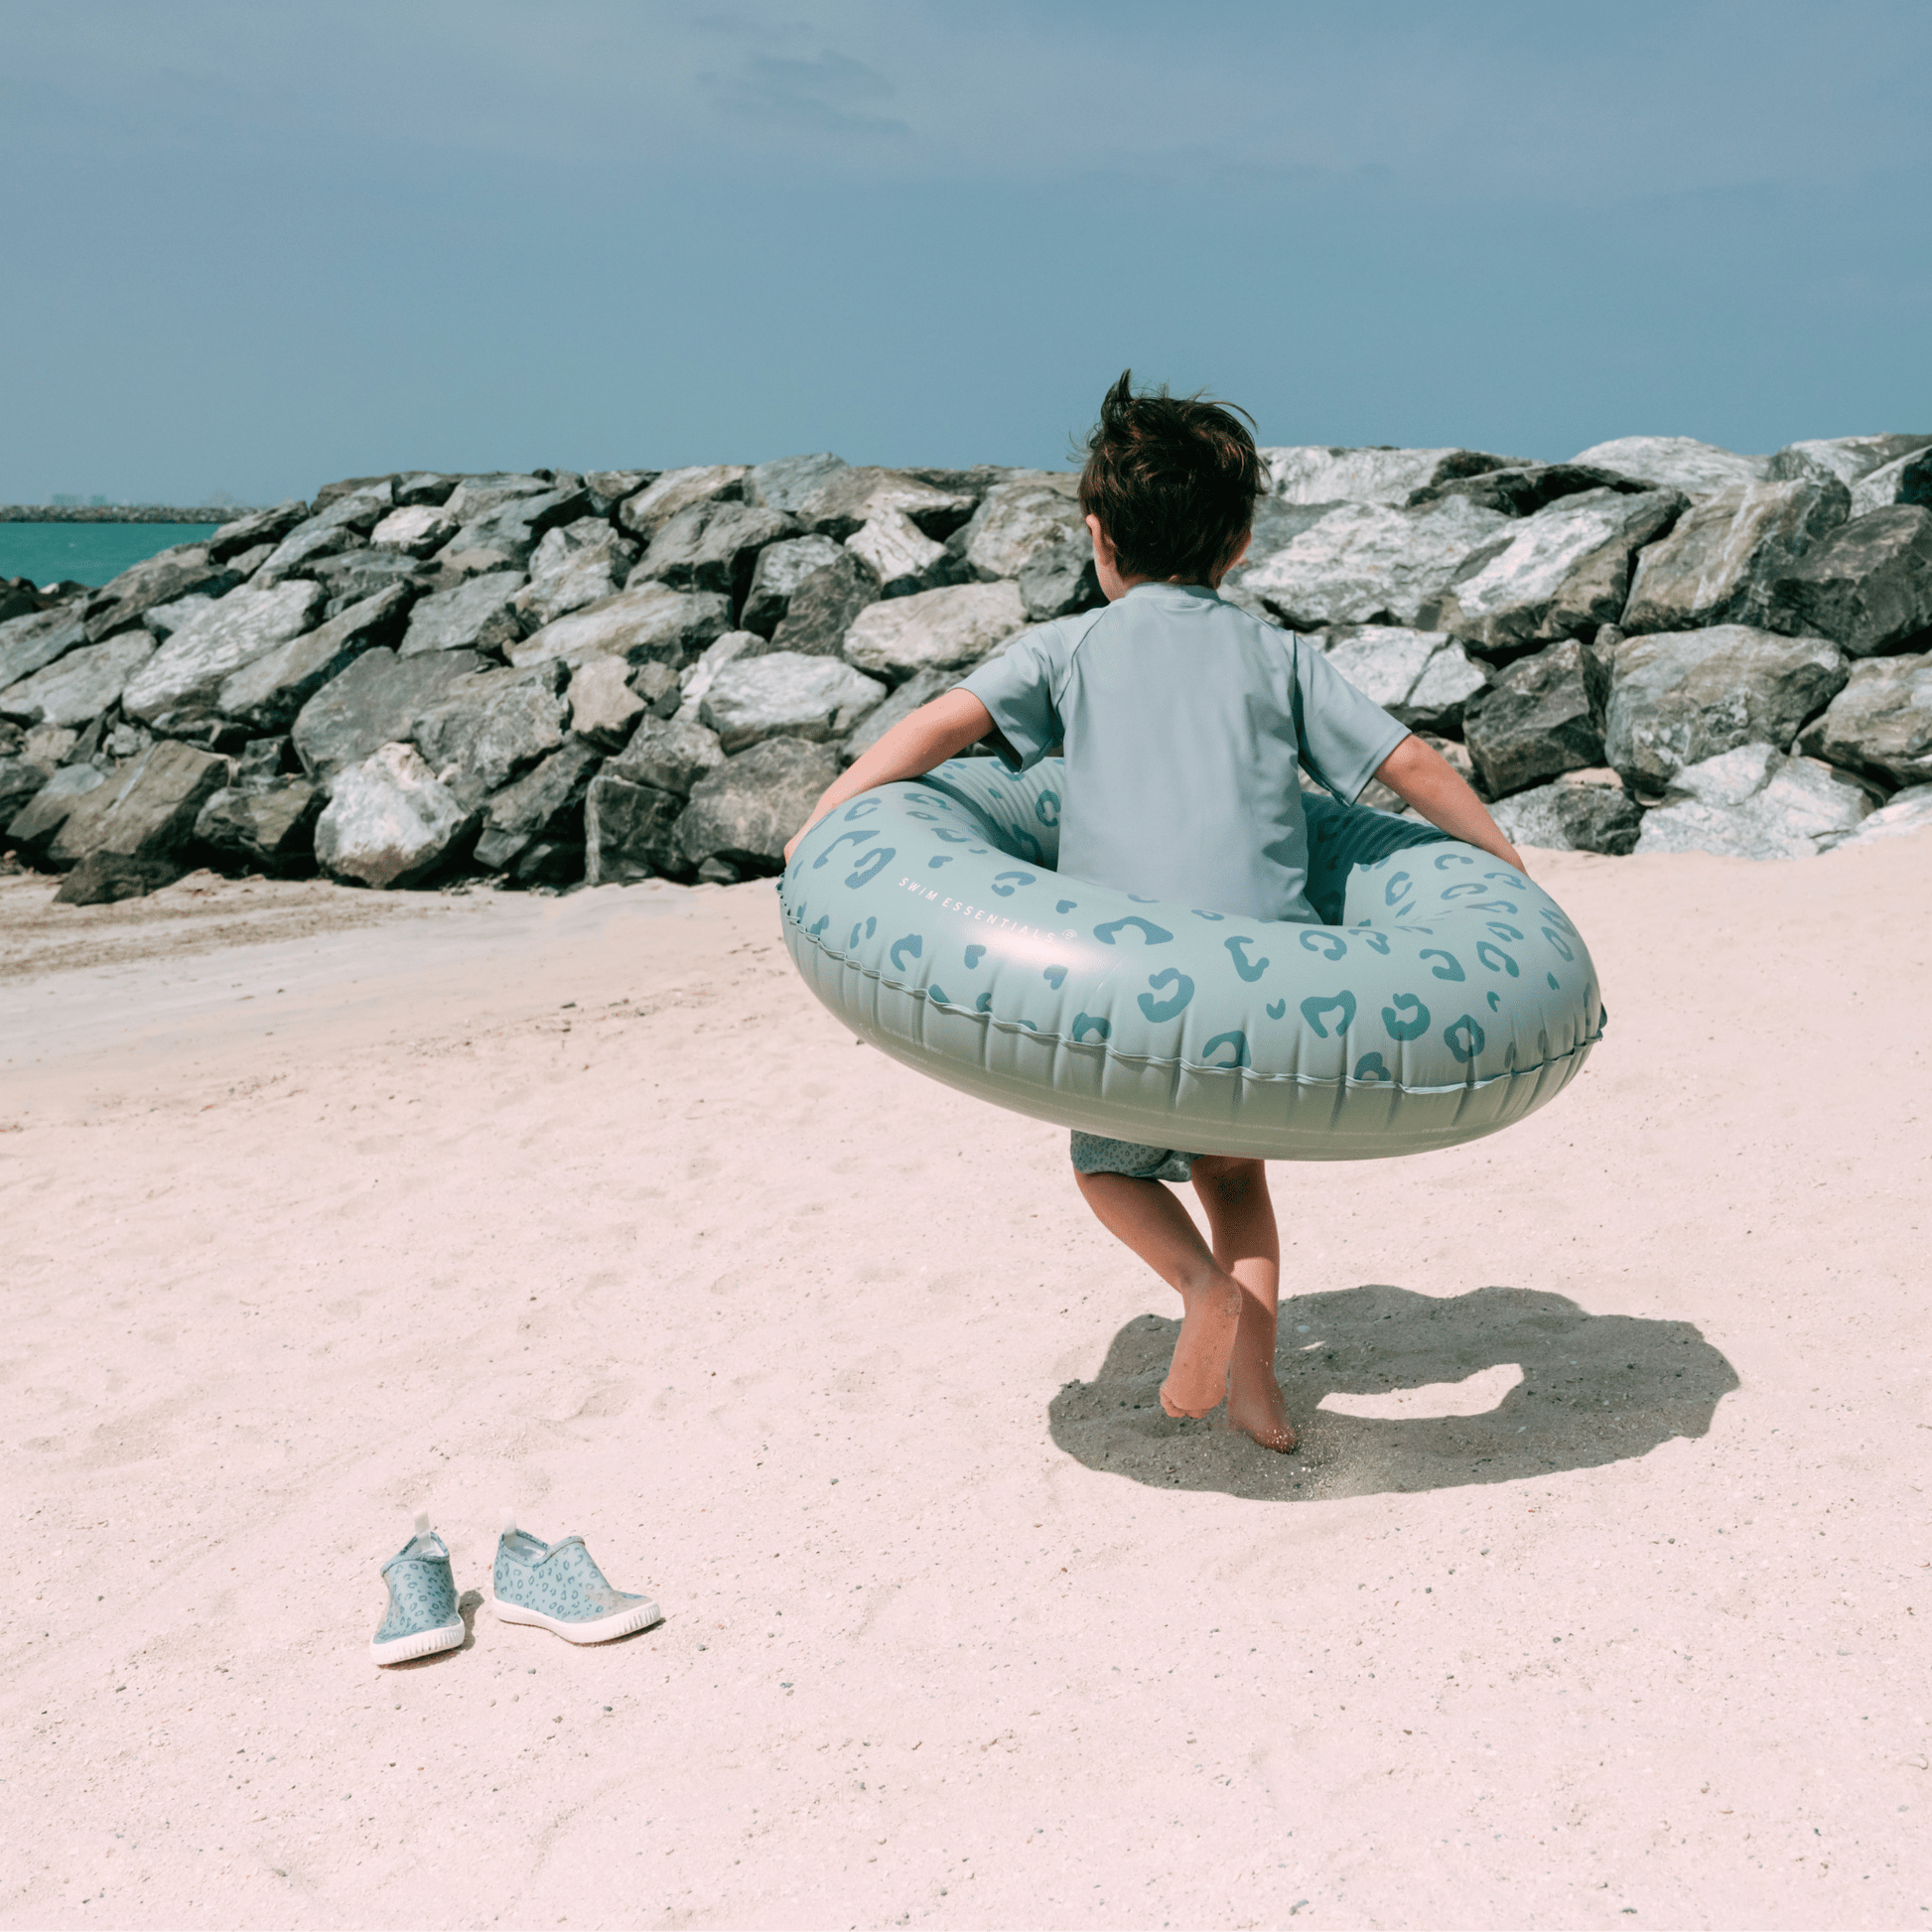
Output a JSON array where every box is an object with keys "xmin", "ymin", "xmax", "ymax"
[
  {"xmin": 492, "ymin": 1595, "xmax": 664, "ymax": 1644},
  {"xmin": 369, "ymin": 1619, "xmax": 466, "ymax": 1666}
]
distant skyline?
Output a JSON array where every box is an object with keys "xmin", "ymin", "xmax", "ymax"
[{"xmin": 5, "ymin": 0, "xmax": 1929, "ymax": 503}]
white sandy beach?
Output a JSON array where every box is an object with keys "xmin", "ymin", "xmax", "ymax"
[{"xmin": 3, "ymin": 837, "xmax": 1929, "ymax": 1929}]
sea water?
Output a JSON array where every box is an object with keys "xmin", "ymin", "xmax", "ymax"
[{"xmin": 0, "ymin": 523, "xmax": 222, "ymax": 591}]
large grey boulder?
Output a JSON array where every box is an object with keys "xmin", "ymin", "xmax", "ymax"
[
  {"xmin": 790, "ymin": 468, "xmax": 975, "ymax": 543},
  {"xmin": 1850, "ymin": 448, "xmax": 1932, "ymax": 517},
  {"xmin": 1566, "ymin": 436, "xmax": 1769, "ymax": 496},
  {"xmin": 1797, "ymin": 657, "xmax": 1932, "ymax": 791},
  {"xmin": 1488, "ymin": 769, "xmax": 1643, "ymax": 855},
  {"xmin": 0, "ymin": 630, "xmax": 155, "ymax": 728},
  {"xmin": 511, "ymin": 521, "xmax": 637, "ymax": 629},
  {"xmin": 1016, "ymin": 538, "xmax": 1100, "ymax": 621},
  {"xmin": 314, "ymin": 742, "xmax": 475, "ymax": 888},
  {"xmin": 193, "ymin": 776, "xmax": 322, "ymax": 871},
  {"xmin": 312, "ymin": 474, "xmax": 400, "ymax": 512},
  {"xmin": 413, "ymin": 660, "xmax": 570, "ymax": 795},
  {"xmin": 473, "ymin": 736, "xmax": 605, "ymax": 873},
  {"xmin": 698, "ymin": 652, "xmax": 887, "ymax": 753},
  {"xmin": 618, "ymin": 466, "xmax": 748, "ymax": 537},
  {"xmin": 846, "ymin": 507, "xmax": 955, "ymax": 599},
  {"xmin": 1218, "ymin": 498, "xmax": 1361, "ymax": 618},
  {"xmin": 842, "ymin": 580, "xmax": 1027, "ymax": 681},
  {"xmin": 637, "ymin": 501, "xmax": 797, "ymax": 600},
  {"xmin": 207, "ymin": 500, "xmax": 309, "ymax": 564},
  {"xmin": 0, "ymin": 608, "xmax": 87, "ymax": 689},
  {"xmin": 740, "ymin": 535, "xmax": 846, "ymax": 636},
  {"xmin": 742, "ymin": 453, "xmax": 849, "ymax": 514},
  {"xmin": 368, "ymin": 503, "xmax": 457, "ymax": 557},
  {"xmin": 1262, "ymin": 447, "xmax": 1524, "ymax": 506},
  {"xmin": 82, "ymin": 545, "xmax": 237, "ymax": 642},
  {"xmin": 303, "ymin": 549, "xmax": 433, "ymax": 616},
  {"xmin": 440, "ymin": 475, "xmax": 550, "ymax": 523},
  {"xmin": 121, "ymin": 581, "xmax": 326, "ymax": 726},
  {"xmin": 1406, "ymin": 463, "xmax": 1651, "ymax": 517},
  {"xmin": 606, "ymin": 716, "xmax": 726, "ymax": 795},
  {"xmin": 1767, "ymin": 435, "xmax": 1932, "ymax": 491},
  {"xmin": 674, "ymin": 736, "xmax": 840, "ymax": 875},
  {"xmin": 0, "ymin": 756, "xmax": 48, "ymax": 825},
  {"xmin": 144, "ymin": 593, "xmax": 218, "ymax": 640},
  {"xmin": 1620, "ymin": 479, "xmax": 1848, "ymax": 634},
  {"xmin": 584, "ymin": 773, "xmax": 686, "ymax": 884},
  {"xmin": 39, "ymin": 739, "xmax": 227, "ymax": 870},
  {"xmin": 6, "ymin": 762, "xmax": 106, "ymax": 860},
  {"xmin": 400, "ymin": 571, "xmax": 528, "ymax": 658},
  {"xmin": 673, "ymin": 630, "xmax": 760, "ymax": 721},
  {"xmin": 254, "ymin": 522, "xmax": 366, "ymax": 583},
  {"xmin": 291, "ymin": 646, "xmax": 486, "ymax": 786},
  {"xmin": 439, "ymin": 486, "xmax": 589, "ymax": 571},
  {"xmin": 564, "ymin": 656, "xmax": 644, "ymax": 750},
  {"xmin": 954, "ymin": 476, "xmax": 1085, "ymax": 581},
  {"xmin": 215, "ymin": 584, "xmax": 414, "ymax": 733},
  {"xmin": 1316, "ymin": 626, "xmax": 1488, "ymax": 734},
  {"xmin": 838, "ymin": 664, "xmax": 951, "ymax": 763},
  {"xmin": 509, "ymin": 582, "xmax": 731, "ymax": 671},
  {"xmin": 1460, "ymin": 639, "xmax": 1602, "ymax": 798},
  {"xmin": 1603, "ymin": 624, "xmax": 1849, "ymax": 794},
  {"xmin": 53, "ymin": 853, "xmax": 185, "ymax": 904},
  {"xmin": 1836, "ymin": 782, "xmax": 1932, "ymax": 847},
  {"xmin": 1758, "ymin": 506, "xmax": 1932, "ymax": 656},
  {"xmin": 766, "ymin": 551, "xmax": 881, "ymax": 656},
  {"xmin": 1423, "ymin": 488, "xmax": 1684, "ymax": 653},
  {"xmin": 1236, "ymin": 496, "xmax": 1512, "ymax": 628},
  {"xmin": 1633, "ymin": 744, "xmax": 1871, "ymax": 858}
]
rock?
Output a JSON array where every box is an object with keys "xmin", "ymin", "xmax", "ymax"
[
  {"xmin": 1461, "ymin": 639, "xmax": 1602, "ymax": 797},
  {"xmin": 82, "ymin": 546, "xmax": 237, "ymax": 642},
  {"xmin": 369, "ymin": 503, "xmax": 457, "ymax": 557},
  {"xmin": 0, "ymin": 608, "xmax": 87, "ymax": 689},
  {"xmin": 742, "ymin": 453, "xmax": 849, "ymax": 513},
  {"xmin": 846, "ymin": 509, "xmax": 955, "ymax": 598},
  {"xmin": 839, "ymin": 664, "xmax": 951, "ymax": 763},
  {"xmin": 583, "ymin": 773, "xmax": 686, "ymax": 884},
  {"xmin": 695, "ymin": 856, "xmax": 740, "ymax": 885},
  {"xmin": 1796, "ymin": 657, "xmax": 1932, "ymax": 790},
  {"xmin": 607, "ymin": 716, "xmax": 727, "ymax": 795},
  {"xmin": 1316, "ymin": 625, "xmax": 1489, "ymax": 734},
  {"xmin": 441, "ymin": 475, "xmax": 551, "ymax": 523},
  {"xmin": 1850, "ymin": 448, "xmax": 1932, "ymax": 517},
  {"xmin": 1565, "ymin": 436, "xmax": 1769, "ymax": 496},
  {"xmin": 304, "ymin": 549, "xmax": 433, "ymax": 616},
  {"xmin": 1836, "ymin": 781, "xmax": 1932, "ymax": 846},
  {"xmin": 1603, "ymin": 624, "xmax": 1848, "ymax": 794},
  {"xmin": 207, "ymin": 500, "xmax": 309, "ymax": 564},
  {"xmin": 1017, "ymin": 538, "xmax": 1101, "ymax": 621},
  {"xmin": 144, "ymin": 593, "xmax": 219, "ymax": 640},
  {"xmin": 233, "ymin": 736, "xmax": 293, "ymax": 782},
  {"xmin": 21, "ymin": 723, "xmax": 79, "ymax": 772},
  {"xmin": 637, "ymin": 501, "xmax": 798, "ymax": 602},
  {"xmin": 400, "ymin": 572, "xmax": 528, "ymax": 658},
  {"xmin": 120, "ymin": 581, "xmax": 326, "ymax": 726},
  {"xmin": 1218, "ymin": 501, "xmax": 1354, "ymax": 619},
  {"xmin": 41, "ymin": 739, "xmax": 227, "ymax": 869},
  {"xmin": 954, "ymin": 477, "xmax": 1086, "ymax": 582},
  {"xmin": 842, "ymin": 580, "xmax": 1027, "ymax": 682},
  {"xmin": 618, "ymin": 466, "xmax": 749, "ymax": 537},
  {"xmin": 1236, "ymin": 496, "xmax": 1513, "ymax": 629},
  {"xmin": 791, "ymin": 468, "xmax": 975, "ymax": 543},
  {"xmin": 413, "ymin": 660, "xmax": 569, "ymax": 795},
  {"xmin": 193, "ymin": 776, "xmax": 322, "ymax": 870},
  {"xmin": 54, "ymin": 853, "xmax": 183, "ymax": 904},
  {"xmin": 766, "ymin": 551, "xmax": 881, "ymax": 656},
  {"xmin": 222, "ymin": 543, "xmax": 277, "ymax": 581},
  {"xmin": 511, "ymin": 521, "xmax": 638, "ymax": 629},
  {"xmin": 1633, "ymin": 744, "xmax": 1871, "ymax": 858},
  {"xmin": 439, "ymin": 486, "xmax": 590, "ymax": 571},
  {"xmin": 630, "ymin": 660, "xmax": 682, "ymax": 717},
  {"xmin": 1768, "ymin": 435, "xmax": 1932, "ymax": 491},
  {"xmin": 740, "ymin": 535, "xmax": 847, "ymax": 636},
  {"xmin": 6, "ymin": 761, "xmax": 106, "ymax": 859},
  {"xmin": 1620, "ymin": 479, "xmax": 1849, "ymax": 634},
  {"xmin": 1424, "ymin": 488, "xmax": 1685, "ymax": 654},
  {"xmin": 314, "ymin": 742, "xmax": 475, "ymax": 888},
  {"xmin": 674, "ymin": 630, "xmax": 760, "ymax": 720},
  {"xmin": 394, "ymin": 474, "xmax": 460, "ymax": 507},
  {"xmin": 583, "ymin": 471, "xmax": 655, "ymax": 516},
  {"xmin": 0, "ymin": 756, "xmax": 47, "ymax": 825},
  {"xmin": 698, "ymin": 652, "xmax": 887, "ymax": 753},
  {"xmin": 1405, "ymin": 463, "xmax": 1652, "ymax": 516},
  {"xmin": 1758, "ymin": 507, "xmax": 1932, "ymax": 656},
  {"xmin": 1263, "ymin": 447, "xmax": 1525, "ymax": 505},
  {"xmin": 509, "ymin": 582, "xmax": 730, "ymax": 671},
  {"xmin": 1, "ymin": 630, "xmax": 157, "ymax": 728},
  {"xmin": 215, "ymin": 584, "xmax": 415, "ymax": 732},
  {"xmin": 674, "ymin": 736, "xmax": 840, "ymax": 875},
  {"xmin": 255, "ymin": 520, "xmax": 367, "ymax": 583},
  {"xmin": 473, "ymin": 736, "xmax": 605, "ymax": 872},
  {"xmin": 312, "ymin": 474, "xmax": 399, "ymax": 512},
  {"xmin": 1489, "ymin": 770, "xmax": 1643, "ymax": 855},
  {"xmin": 291, "ymin": 647, "xmax": 486, "ymax": 786},
  {"xmin": 565, "ymin": 656, "xmax": 645, "ymax": 750}
]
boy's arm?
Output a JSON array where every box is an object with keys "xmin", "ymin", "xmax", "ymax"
[
  {"xmin": 1371, "ymin": 733, "xmax": 1529, "ymax": 875},
  {"xmin": 782, "ymin": 689, "xmax": 995, "ymax": 864}
]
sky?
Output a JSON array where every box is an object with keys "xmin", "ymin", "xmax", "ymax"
[{"xmin": 4, "ymin": 0, "xmax": 1929, "ymax": 504}]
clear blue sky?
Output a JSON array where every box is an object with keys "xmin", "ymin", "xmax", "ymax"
[{"xmin": 5, "ymin": 0, "xmax": 1928, "ymax": 504}]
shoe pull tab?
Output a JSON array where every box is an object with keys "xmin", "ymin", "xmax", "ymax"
[
  {"xmin": 413, "ymin": 1511, "xmax": 431, "ymax": 1540},
  {"xmin": 500, "ymin": 1507, "xmax": 518, "ymax": 1536}
]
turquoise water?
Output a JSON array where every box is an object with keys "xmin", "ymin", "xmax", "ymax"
[{"xmin": 0, "ymin": 522, "xmax": 222, "ymax": 591}]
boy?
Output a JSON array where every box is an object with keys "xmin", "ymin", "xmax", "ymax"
[{"xmin": 784, "ymin": 372, "xmax": 1525, "ymax": 1453}]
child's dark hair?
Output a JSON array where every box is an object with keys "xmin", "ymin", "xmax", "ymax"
[{"xmin": 1077, "ymin": 369, "xmax": 1264, "ymax": 584}]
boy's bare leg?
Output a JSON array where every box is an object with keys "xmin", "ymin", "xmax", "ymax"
[
  {"xmin": 1190, "ymin": 1157, "xmax": 1296, "ymax": 1452},
  {"xmin": 1073, "ymin": 1171, "xmax": 1244, "ymax": 1419}
]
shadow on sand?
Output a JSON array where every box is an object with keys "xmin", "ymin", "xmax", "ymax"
[{"xmin": 1047, "ymin": 1284, "xmax": 1738, "ymax": 1502}]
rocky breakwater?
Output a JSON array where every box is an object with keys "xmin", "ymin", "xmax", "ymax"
[{"xmin": 2, "ymin": 438, "xmax": 1929, "ymax": 904}]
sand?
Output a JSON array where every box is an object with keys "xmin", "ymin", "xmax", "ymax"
[{"xmin": 3, "ymin": 837, "xmax": 1928, "ymax": 1930}]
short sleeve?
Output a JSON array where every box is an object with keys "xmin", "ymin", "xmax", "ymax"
[
  {"xmin": 955, "ymin": 623, "xmax": 1068, "ymax": 770},
  {"xmin": 1291, "ymin": 635, "xmax": 1412, "ymax": 803}
]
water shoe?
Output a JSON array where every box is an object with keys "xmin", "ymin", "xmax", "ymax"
[
  {"xmin": 491, "ymin": 1510, "xmax": 663, "ymax": 1644},
  {"xmin": 369, "ymin": 1512, "xmax": 466, "ymax": 1666}
]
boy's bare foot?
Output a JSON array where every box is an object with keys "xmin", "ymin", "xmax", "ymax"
[
  {"xmin": 1159, "ymin": 1273, "xmax": 1244, "ymax": 1419},
  {"xmin": 1226, "ymin": 1358, "xmax": 1297, "ymax": 1451}
]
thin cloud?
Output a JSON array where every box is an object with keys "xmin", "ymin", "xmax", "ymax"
[{"xmin": 703, "ymin": 49, "xmax": 908, "ymax": 136}]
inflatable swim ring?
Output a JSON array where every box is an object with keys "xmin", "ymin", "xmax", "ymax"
[{"xmin": 779, "ymin": 756, "xmax": 1604, "ymax": 1161}]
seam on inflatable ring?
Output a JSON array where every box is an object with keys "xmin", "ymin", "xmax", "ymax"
[{"xmin": 785, "ymin": 922, "xmax": 1604, "ymax": 1098}]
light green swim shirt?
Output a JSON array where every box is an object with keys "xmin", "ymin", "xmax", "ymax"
[{"xmin": 956, "ymin": 580, "xmax": 1410, "ymax": 923}]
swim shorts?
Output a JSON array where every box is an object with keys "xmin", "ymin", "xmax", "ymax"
[{"xmin": 1068, "ymin": 1131, "xmax": 1197, "ymax": 1184}]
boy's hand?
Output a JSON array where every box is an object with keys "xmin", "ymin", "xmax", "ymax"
[{"xmin": 1372, "ymin": 735, "xmax": 1530, "ymax": 876}]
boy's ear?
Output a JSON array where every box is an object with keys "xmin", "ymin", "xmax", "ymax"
[{"xmin": 1084, "ymin": 512, "xmax": 1116, "ymax": 568}]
